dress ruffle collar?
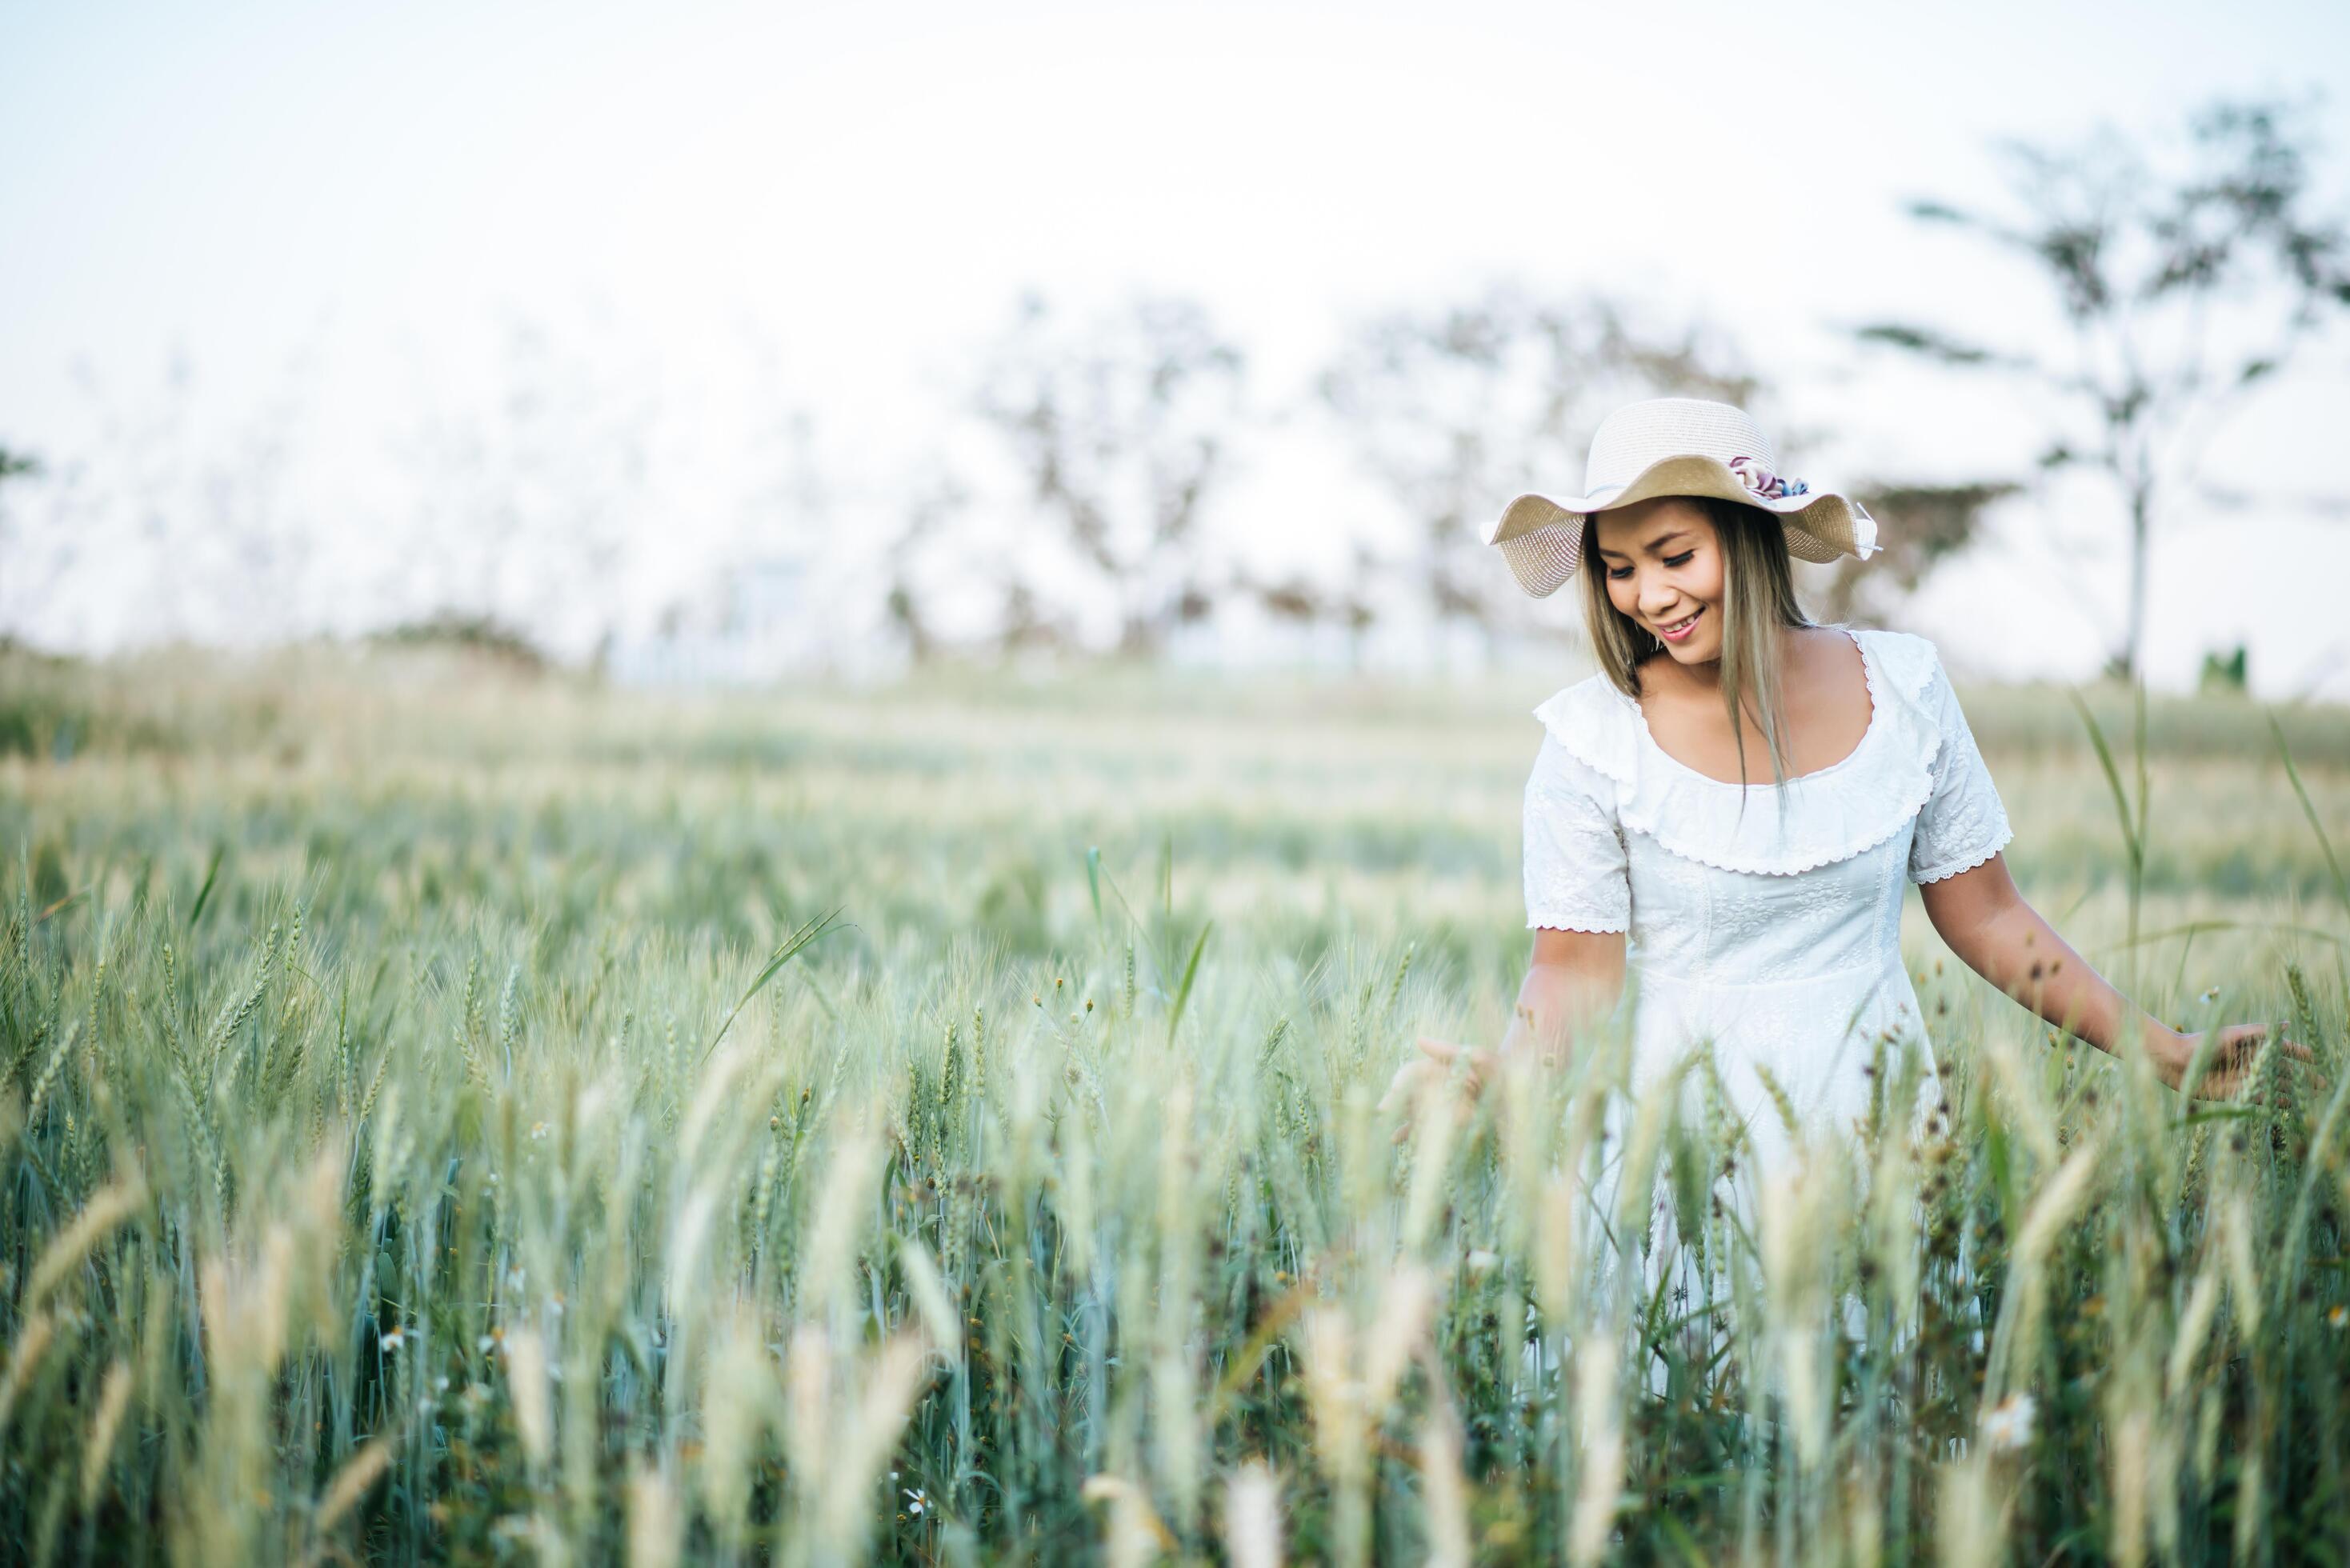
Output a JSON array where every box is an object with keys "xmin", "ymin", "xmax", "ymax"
[{"xmin": 1531, "ymin": 628, "xmax": 1946, "ymax": 877}]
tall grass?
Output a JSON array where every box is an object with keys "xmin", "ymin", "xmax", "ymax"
[{"xmin": 1, "ymin": 647, "xmax": 2347, "ymax": 1562}]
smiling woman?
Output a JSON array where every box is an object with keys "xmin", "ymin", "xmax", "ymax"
[
  {"xmin": 1584, "ymin": 494, "xmax": 1829, "ymax": 790},
  {"xmin": 1391, "ymin": 398, "xmax": 2312, "ymax": 1204}
]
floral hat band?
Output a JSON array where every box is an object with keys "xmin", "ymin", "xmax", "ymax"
[
  {"xmin": 1727, "ymin": 455, "xmax": 1808, "ymax": 502},
  {"xmin": 1487, "ymin": 398, "xmax": 1877, "ymax": 599}
]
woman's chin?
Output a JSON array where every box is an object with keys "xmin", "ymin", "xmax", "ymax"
[{"xmin": 1657, "ymin": 634, "xmax": 1720, "ymax": 665}]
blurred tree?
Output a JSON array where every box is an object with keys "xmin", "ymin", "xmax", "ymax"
[
  {"xmin": 392, "ymin": 315, "xmax": 654, "ymax": 662},
  {"xmin": 882, "ymin": 579, "xmax": 935, "ymax": 666},
  {"xmin": 881, "ymin": 466, "xmax": 970, "ymax": 665},
  {"xmin": 974, "ymin": 294, "xmax": 1247, "ymax": 658},
  {"xmin": 366, "ymin": 610, "xmax": 548, "ymax": 672},
  {"xmin": 2200, "ymin": 642, "xmax": 2250, "ymax": 694},
  {"xmin": 1230, "ymin": 541, "xmax": 1383, "ymax": 671},
  {"xmin": 1819, "ymin": 479, "xmax": 2021, "ymax": 623},
  {"xmin": 1318, "ymin": 287, "xmax": 1759, "ymax": 643},
  {"xmin": 2, "ymin": 347, "xmax": 320, "ymax": 650},
  {"xmin": 1859, "ymin": 98, "xmax": 2350, "ymax": 679},
  {"xmin": 0, "ymin": 445, "xmax": 45, "ymax": 642}
]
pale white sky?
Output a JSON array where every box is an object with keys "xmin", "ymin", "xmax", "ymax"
[{"xmin": 4, "ymin": 0, "xmax": 2348, "ymax": 690}]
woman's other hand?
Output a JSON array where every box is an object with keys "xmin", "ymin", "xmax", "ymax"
[
  {"xmin": 1379, "ymin": 1036, "xmax": 1500, "ymax": 1146},
  {"xmin": 1379, "ymin": 932, "xmax": 1621, "ymax": 1147}
]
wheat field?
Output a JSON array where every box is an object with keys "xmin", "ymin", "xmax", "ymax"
[{"xmin": 2, "ymin": 643, "xmax": 2348, "ymax": 1565}]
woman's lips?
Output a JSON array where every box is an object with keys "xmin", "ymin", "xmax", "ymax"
[{"xmin": 1655, "ymin": 607, "xmax": 1703, "ymax": 643}]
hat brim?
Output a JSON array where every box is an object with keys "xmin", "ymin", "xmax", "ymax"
[{"xmin": 1487, "ymin": 454, "xmax": 1876, "ymax": 598}]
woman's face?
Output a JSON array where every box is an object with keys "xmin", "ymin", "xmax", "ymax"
[{"xmin": 1592, "ymin": 498, "xmax": 1726, "ymax": 666}]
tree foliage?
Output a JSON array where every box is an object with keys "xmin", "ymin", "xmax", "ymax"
[
  {"xmin": 1319, "ymin": 287, "xmax": 1758, "ymax": 636},
  {"xmin": 973, "ymin": 295, "xmax": 1248, "ymax": 658},
  {"xmin": 1859, "ymin": 98, "xmax": 2350, "ymax": 677},
  {"xmin": 1822, "ymin": 480, "xmax": 2022, "ymax": 624}
]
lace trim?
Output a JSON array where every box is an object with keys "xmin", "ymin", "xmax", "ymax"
[
  {"xmin": 1911, "ymin": 826, "xmax": 2014, "ymax": 886},
  {"xmin": 1531, "ymin": 629, "xmax": 1951, "ymax": 878},
  {"xmin": 1525, "ymin": 915, "xmax": 1631, "ymax": 934}
]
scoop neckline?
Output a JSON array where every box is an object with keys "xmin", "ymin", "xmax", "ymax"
[{"xmin": 1623, "ymin": 626, "xmax": 1880, "ymax": 790}]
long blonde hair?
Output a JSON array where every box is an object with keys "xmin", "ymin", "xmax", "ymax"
[{"xmin": 1578, "ymin": 496, "xmax": 1811, "ymax": 790}]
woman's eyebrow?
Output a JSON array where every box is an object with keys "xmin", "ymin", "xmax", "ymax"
[{"xmin": 1643, "ymin": 530, "xmax": 1692, "ymax": 553}]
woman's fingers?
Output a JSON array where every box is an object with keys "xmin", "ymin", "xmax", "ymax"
[
  {"xmin": 1389, "ymin": 1038, "xmax": 1497, "ymax": 1145},
  {"xmin": 2196, "ymin": 1024, "xmax": 2320, "ymax": 1077},
  {"xmin": 1418, "ymin": 1036, "xmax": 1500, "ymax": 1075},
  {"xmin": 2157, "ymin": 1023, "xmax": 2328, "ymax": 1102},
  {"xmin": 1383, "ymin": 1054, "xmax": 1444, "ymax": 1144},
  {"xmin": 1417, "ymin": 1035, "xmax": 1495, "ymax": 1090},
  {"xmin": 2188, "ymin": 1041, "xmax": 2330, "ymax": 1104},
  {"xmin": 2217, "ymin": 1026, "xmax": 2312, "ymax": 1062},
  {"xmin": 2222, "ymin": 1028, "xmax": 2326, "ymax": 1089},
  {"xmin": 1377, "ymin": 1058, "xmax": 1435, "ymax": 1112}
]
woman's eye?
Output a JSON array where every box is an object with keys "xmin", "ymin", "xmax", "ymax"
[
  {"xmin": 1607, "ymin": 565, "xmax": 1634, "ymax": 582},
  {"xmin": 1663, "ymin": 551, "xmax": 1695, "ymax": 568}
]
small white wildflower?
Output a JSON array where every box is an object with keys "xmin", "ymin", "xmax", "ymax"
[
  {"xmin": 434, "ymin": 1375, "xmax": 450, "ymax": 1392},
  {"xmin": 2201, "ymin": 986, "xmax": 2220, "ymax": 1005},
  {"xmin": 903, "ymin": 1487, "xmax": 928, "ymax": 1517},
  {"xmin": 1466, "ymin": 1248, "xmax": 1500, "ymax": 1278},
  {"xmin": 530, "ymin": 1122, "xmax": 550, "ymax": 1141},
  {"xmin": 1980, "ymin": 1391, "xmax": 2036, "ymax": 1453},
  {"xmin": 478, "ymin": 1335, "xmax": 495, "ymax": 1353},
  {"xmin": 378, "ymin": 1330, "xmax": 406, "ymax": 1353},
  {"xmin": 889, "ymin": 1470, "xmax": 899, "ymax": 1483}
]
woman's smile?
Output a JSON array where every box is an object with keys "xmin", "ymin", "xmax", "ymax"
[{"xmin": 1652, "ymin": 606, "xmax": 1704, "ymax": 642}]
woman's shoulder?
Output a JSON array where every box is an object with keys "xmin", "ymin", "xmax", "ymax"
[
  {"xmin": 1844, "ymin": 626, "xmax": 1952, "ymax": 707},
  {"xmin": 1840, "ymin": 626, "xmax": 1983, "ymax": 778},
  {"xmin": 1530, "ymin": 672, "xmax": 1639, "ymax": 787}
]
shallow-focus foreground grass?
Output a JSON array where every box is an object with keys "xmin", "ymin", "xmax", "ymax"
[{"xmin": 2, "ymin": 645, "xmax": 2348, "ymax": 1565}]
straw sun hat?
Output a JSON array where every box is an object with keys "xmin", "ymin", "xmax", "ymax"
[{"xmin": 1488, "ymin": 397, "xmax": 1879, "ymax": 598}]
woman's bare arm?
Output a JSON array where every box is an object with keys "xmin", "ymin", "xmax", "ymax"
[
  {"xmin": 1494, "ymin": 927, "xmax": 1627, "ymax": 1069},
  {"xmin": 1919, "ymin": 852, "xmax": 2305, "ymax": 1096}
]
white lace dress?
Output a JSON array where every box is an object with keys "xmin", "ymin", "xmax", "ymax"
[{"xmin": 1523, "ymin": 627, "xmax": 2013, "ymax": 1179}]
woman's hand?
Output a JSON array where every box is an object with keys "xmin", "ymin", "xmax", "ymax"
[
  {"xmin": 1378, "ymin": 1036, "xmax": 1501, "ymax": 1146},
  {"xmin": 1379, "ymin": 934, "xmax": 1621, "ymax": 1146},
  {"xmin": 2147, "ymin": 1022, "xmax": 2318, "ymax": 1100}
]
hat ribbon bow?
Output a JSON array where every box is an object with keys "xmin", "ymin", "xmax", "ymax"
[{"xmin": 1727, "ymin": 455, "xmax": 1808, "ymax": 502}]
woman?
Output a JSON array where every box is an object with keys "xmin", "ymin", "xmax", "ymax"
[{"xmin": 1388, "ymin": 397, "xmax": 2303, "ymax": 1171}]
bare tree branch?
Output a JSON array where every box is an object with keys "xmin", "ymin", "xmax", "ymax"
[
  {"xmin": 1319, "ymin": 286, "xmax": 1758, "ymax": 642},
  {"xmin": 973, "ymin": 294, "xmax": 1247, "ymax": 658},
  {"xmin": 1859, "ymin": 95, "xmax": 2350, "ymax": 677}
]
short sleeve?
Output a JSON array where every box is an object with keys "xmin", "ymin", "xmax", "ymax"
[
  {"xmin": 1907, "ymin": 656, "xmax": 2014, "ymax": 884},
  {"xmin": 1523, "ymin": 733, "xmax": 1631, "ymax": 931}
]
